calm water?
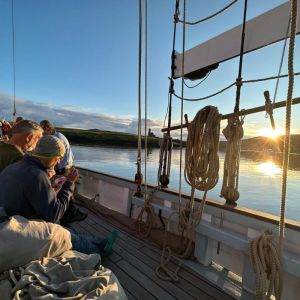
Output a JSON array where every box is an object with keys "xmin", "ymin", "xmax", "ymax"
[{"xmin": 73, "ymin": 145, "xmax": 300, "ymax": 222}]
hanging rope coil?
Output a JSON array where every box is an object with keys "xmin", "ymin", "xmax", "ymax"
[
  {"xmin": 250, "ymin": 231, "xmax": 282, "ymax": 300},
  {"xmin": 156, "ymin": 106, "xmax": 221, "ymax": 281},
  {"xmin": 220, "ymin": 116, "xmax": 244, "ymax": 204},
  {"xmin": 185, "ymin": 106, "xmax": 221, "ymax": 194},
  {"xmin": 158, "ymin": 133, "xmax": 173, "ymax": 187}
]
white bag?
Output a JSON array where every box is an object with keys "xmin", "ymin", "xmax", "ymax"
[{"xmin": 0, "ymin": 215, "xmax": 72, "ymax": 272}]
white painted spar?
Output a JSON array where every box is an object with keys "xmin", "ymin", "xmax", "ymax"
[{"xmin": 174, "ymin": 1, "xmax": 300, "ymax": 78}]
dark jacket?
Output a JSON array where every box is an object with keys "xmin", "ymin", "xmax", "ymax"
[
  {"xmin": 0, "ymin": 154, "xmax": 74, "ymax": 223},
  {"xmin": 0, "ymin": 142, "xmax": 23, "ymax": 172}
]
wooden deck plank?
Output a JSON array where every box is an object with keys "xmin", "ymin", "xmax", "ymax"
[
  {"xmin": 103, "ymin": 258, "xmax": 156, "ymax": 300},
  {"xmin": 77, "ymin": 218, "xmax": 213, "ymax": 300},
  {"xmin": 71, "ymin": 207, "xmax": 235, "ymax": 300},
  {"xmin": 85, "ymin": 212, "xmax": 144, "ymax": 249},
  {"xmin": 116, "ymin": 259, "xmax": 179, "ymax": 300},
  {"xmin": 78, "ymin": 216, "xmax": 229, "ymax": 299},
  {"xmin": 141, "ymin": 246, "xmax": 235, "ymax": 300}
]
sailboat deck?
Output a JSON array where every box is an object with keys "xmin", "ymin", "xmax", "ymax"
[{"xmin": 71, "ymin": 206, "xmax": 236, "ymax": 300}]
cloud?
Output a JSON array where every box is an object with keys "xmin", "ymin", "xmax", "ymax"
[
  {"xmin": 3, "ymin": 92, "xmax": 296, "ymax": 140},
  {"xmin": 0, "ymin": 92, "xmax": 166, "ymax": 136}
]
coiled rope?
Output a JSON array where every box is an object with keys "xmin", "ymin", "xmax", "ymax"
[
  {"xmin": 156, "ymin": 106, "xmax": 221, "ymax": 281},
  {"xmin": 250, "ymin": 231, "xmax": 282, "ymax": 300},
  {"xmin": 249, "ymin": 1, "xmax": 298, "ymax": 299},
  {"xmin": 220, "ymin": 116, "xmax": 244, "ymax": 204}
]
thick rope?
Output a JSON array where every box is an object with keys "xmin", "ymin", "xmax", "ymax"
[
  {"xmin": 156, "ymin": 106, "xmax": 221, "ymax": 281},
  {"xmin": 279, "ymin": 0, "xmax": 298, "ymax": 252},
  {"xmin": 250, "ymin": 231, "xmax": 282, "ymax": 300},
  {"xmin": 249, "ymin": 1, "xmax": 298, "ymax": 299},
  {"xmin": 178, "ymin": 0, "xmax": 238, "ymax": 25},
  {"xmin": 220, "ymin": 116, "xmax": 244, "ymax": 204}
]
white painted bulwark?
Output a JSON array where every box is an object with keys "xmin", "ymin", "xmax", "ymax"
[
  {"xmin": 174, "ymin": 1, "xmax": 300, "ymax": 78},
  {"xmin": 77, "ymin": 167, "xmax": 300, "ymax": 299}
]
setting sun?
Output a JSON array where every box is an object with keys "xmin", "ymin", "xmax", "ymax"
[
  {"xmin": 257, "ymin": 161, "xmax": 281, "ymax": 176},
  {"xmin": 258, "ymin": 127, "xmax": 285, "ymax": 140}
]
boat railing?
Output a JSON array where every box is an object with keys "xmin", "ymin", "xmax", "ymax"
[{"xmin": 76, "ymin": 166, "xmax": 300, "ymax": 299}]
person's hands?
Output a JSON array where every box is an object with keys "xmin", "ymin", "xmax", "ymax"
[
  {"xmin": 65, "ymin": 167, "xmax": 79, "ymax": 183},
  {"xmin": 47, "ymin": 168, "xmax": 56, "ymax": 179}
]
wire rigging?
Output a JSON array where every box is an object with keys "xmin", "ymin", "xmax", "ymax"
[
  {"xmin": 134, "ymin": 0, "xmax": 143, "ymax": 197},
  {"xmin": 178, "ymin": 0, "xmax": 239, "ymax": 25},
  {"xmin": 11, "ymin": 0, "xmax": 16, "ymax": 120},
  {"xmin": 172, "ymin": 72, "xmax": 300, "ymax": 102}
]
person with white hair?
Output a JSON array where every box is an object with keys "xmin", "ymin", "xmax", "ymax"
[{"xmin": 0, "ymin": 120, "xmax": 43, "ymax": 172}]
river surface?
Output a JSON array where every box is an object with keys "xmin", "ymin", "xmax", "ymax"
[{"xmin": 72, "ymin": 145, "xmax": 300, "ymax": 222}]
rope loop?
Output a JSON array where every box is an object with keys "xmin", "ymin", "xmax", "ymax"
[
  {"xmin": 220, "ymin": 116, "xmax": 244, "ymax": 204},
  {"xmin": 185, "ymin": 106, "xmax": 221, "ymax": 192},
  {"xmin": 250, "ymin": 230, "xmax": 282, "ymax": 299}
]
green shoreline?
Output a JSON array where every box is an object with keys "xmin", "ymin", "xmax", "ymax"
[{"xmin": 58, "ymin": 127, "xmax": 300, "ymax": 153}]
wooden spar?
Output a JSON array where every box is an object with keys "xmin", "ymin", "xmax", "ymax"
[
  {"xmin": 174, "ymin": 1, "xmax": 300, "ymax": 78},
  {"xmin": 161, "ymin": 97, "xmax": 300, "ymax": 132}
]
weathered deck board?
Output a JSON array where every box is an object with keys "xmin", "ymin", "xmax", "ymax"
[{"xmin": 72, "ymin": 207, "xmax": 235, "ymax": 300}]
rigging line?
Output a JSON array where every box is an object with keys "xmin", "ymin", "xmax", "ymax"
[
  {"xmin": 178, "ymin": 0, "xmax": 238, "ymax": 25},
  {"xmin": 144, "ymin": 0, "xmax": 148, "ymax": 193},
  {"xmin": 167, "ymin": 0, "xmax": 180, "ymax": 130},
  {"xmin": 183, "ymin": 71, "xmax": 211, "ymax": 89},
  {"xmin": 179, "ymin": 0, "xmax": 187, "ymax": 216},
  {"xmin": 279, "ymin": 0, "xmax": 298, "ymax": 253},
  {"xmin": 137, "ymin": 0, "xmax": 142, "ymax": 169},
  {"xmin": 273, "ymin": 18, "xmax": 290, "ymax": 104},
  {"xmin": 173, "ymin": 72, "xmax": 300, "ymax": 102},
  {"xmin": 134, "ymin": 0, "xmax": 143, "ymax": 197},
  {"xmin": 234, "ymin": 0, "xmax": 248, "ymax": 113},
  {"xmin": 243, "ymin": 72, "xmax": 300, "ymax": 83},
  {"xmin": 11, "ymin": 0, "xmax": 16, "ymax": 118},
  {"xmin": 173, "ymin": 82, "xmax": 236, "ymax": 101}
]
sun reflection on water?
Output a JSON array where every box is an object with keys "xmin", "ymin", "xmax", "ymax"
[{"xmin": 257, "ymin": 161, "xmax": 281, "ymax": 176}]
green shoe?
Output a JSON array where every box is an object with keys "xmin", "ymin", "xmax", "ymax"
[{"xmin": 102, "ymin": 230, "xmax": 118, "ymax": 257}]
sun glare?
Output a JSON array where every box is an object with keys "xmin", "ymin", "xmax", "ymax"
[
  {"xmin": 258, "ymin": 127, "xmax": 285, "ymax": 140},
  {"xmin": 257, "ymin": 161, "xmax": 281, "ymax": 176}
]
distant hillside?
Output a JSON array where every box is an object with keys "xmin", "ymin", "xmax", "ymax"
[
  {"xmin": 57, "ymin": 127, "xmax": 183, "ymax": 148},
  {"xmin": 57, "ymin": 127, "xmax": 300, "ymax": 153},
  {"xmin": 219, "ymin": 135, "xmax": 300, "ymax": 153}
]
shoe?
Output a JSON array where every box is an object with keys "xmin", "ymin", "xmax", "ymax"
[
  {"xmin": 102, "ymin": 230, "xmax": 118, "ymax": 257},
  {"xmin": 61, "ymin": 207, "xmax": 88, "ymax": 225}
]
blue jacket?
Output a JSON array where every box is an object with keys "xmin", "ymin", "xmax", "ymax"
[
  {"xmin": 54, "ymin": 131, "xmax": 74, "ymax": 169},
  {"xmin": 0, "ymin": 154, "xmax": 74, "ymax": 223}
]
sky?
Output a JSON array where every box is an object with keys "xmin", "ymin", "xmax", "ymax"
[{"xmin": 0, "ymin": 0, "xmax": 299, "ymax": 138}]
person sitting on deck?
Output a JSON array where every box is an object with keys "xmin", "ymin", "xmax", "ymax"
[
  {"xmin": 40, "ymin": 120, "xmax": 74, "ymax": 175},
  {"xmin": 0, "ymin": 135, "xmax": 117, "ymax": 255},
  {"xmin": 39, "ymin": 120, "xmax": 87, "ymax": 224},
  {"xmin": 0, "ymin": 120, "xmax": 43, "ymax": 172}
]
